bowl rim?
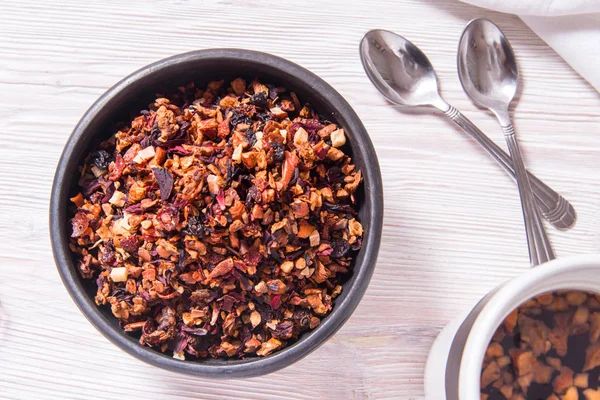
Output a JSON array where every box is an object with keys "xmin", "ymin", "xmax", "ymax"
[{"xmin": 50, "ymin": 48, "xmax": 384, "ymax": 377}]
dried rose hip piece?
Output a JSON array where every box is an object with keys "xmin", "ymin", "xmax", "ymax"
[
  {"xmin": 68, "ymin": 78, "xmax": 364, "ymax": 360},
  {"xmin": 481, "ymin": 290, "xmax": 600, "ymax": 399}
]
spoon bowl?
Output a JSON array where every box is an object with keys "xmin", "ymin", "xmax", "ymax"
[
  {"xmin": 360, "ymin": 29, "xmax": 445, "ymax": 108},
  {"xmin": 458, "ymin": 19, "xmax": 519, "ymax": 125}
]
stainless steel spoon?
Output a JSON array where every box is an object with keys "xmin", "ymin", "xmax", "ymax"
[
  {"xmin": 359, "ymin": 29, "xmax": 576, "ymax": 231},
  {"xmin": 457, "ymin": 19, "xmax": 555, "ymax": 266}
]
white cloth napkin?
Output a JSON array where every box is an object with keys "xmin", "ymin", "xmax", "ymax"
[{"xmin": 459, "ymin": 0, "xmax": 600, "ymax": 91}]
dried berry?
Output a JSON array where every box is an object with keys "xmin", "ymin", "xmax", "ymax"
[
  {"xmin": 70, "ymin": 212, "xmax": 89, "ymax": 238},
  {"xmin": 90, "ymin": 149, "xmax": 112, "ymax": 169},
  {"xmin": 250, "ymin": 91, "xmax": 268, "ymax": 108},
  {"xmin": 271, "ymin": 142, "xmax": 285, "ymax": 163}
]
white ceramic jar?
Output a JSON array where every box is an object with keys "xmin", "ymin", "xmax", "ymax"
[{"xmin": 424, "ymin": 254, "xmax": 600, "ymax": 399}]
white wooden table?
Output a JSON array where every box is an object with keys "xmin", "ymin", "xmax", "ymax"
[{"xmin": 1, "ymin": 1, "xmax": 599, "ymax": 398}]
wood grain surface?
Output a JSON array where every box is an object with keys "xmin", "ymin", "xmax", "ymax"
[{"xmin": 0, "ymin": 0, "xmax": 598, "ymax": 399}]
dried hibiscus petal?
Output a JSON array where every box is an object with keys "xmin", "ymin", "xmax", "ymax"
[
  {"xmin": 271, "ymin": 142, "xmax": 285, "ymax": 163},
  {"xmin": 152, "ymin": 167, "xmax": 174, "ymax": 201},
  {"xmin": 181, "ymin": 326, "xmax": 208, "ymax": 336},
  {"xmin": 250, "ymin": 92, "xmax": 268, "ymax": 108},
  {"xmin": 270, "ymin": 295, "xmax": 282, "ymax": 310},
  {"xmin": 327, "ymin": 167, "xmax": 345, "ymax": 185},
  {"xmin": 124, "ymin": 203, "xmax": 144, "ymax": 214},
  {"xmin": 169, "ymin": 145, "xmax": 191, "ymax": 156}
]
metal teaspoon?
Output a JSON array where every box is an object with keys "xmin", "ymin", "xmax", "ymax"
[
  {"xmin": 457, "ymin": 18, "xmax": 555, "ymax": 266},
  {"xmin": 359, "ymin": 29, "xmax": 576, "ymax": 231}
]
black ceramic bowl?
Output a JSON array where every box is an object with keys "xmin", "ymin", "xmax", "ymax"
[{"xmin": 50, "ymin": 49, "xmax": 383, "ymax": 378}]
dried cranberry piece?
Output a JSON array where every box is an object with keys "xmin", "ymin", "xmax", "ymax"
[
  {"xmin": 101, "ymin": 181, "xmax": 115, "ymax": 203},
  {"xmin": 124, "ymin": 203, "xmax": 144, "ymax": 214},
  {"xmin": 168, "ymin": 145, "xmax": 191, "ymax": 156},
  {"xmin": 302, "ymin": 118, "xmax": 324, "ymax": 133}
]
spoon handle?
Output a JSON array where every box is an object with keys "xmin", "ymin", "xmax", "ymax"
[
  {"xmin": 503, "ymin": 125, "xmax": 555, "ymax": 266},
  {"xmin": 443, "ymin": 106, "xmax": 575, "ymax": 230}
]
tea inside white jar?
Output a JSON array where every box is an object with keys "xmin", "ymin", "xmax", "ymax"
[{"xmin": 480, "ymin": 290, "xmax": 600, "ymax": 400}]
